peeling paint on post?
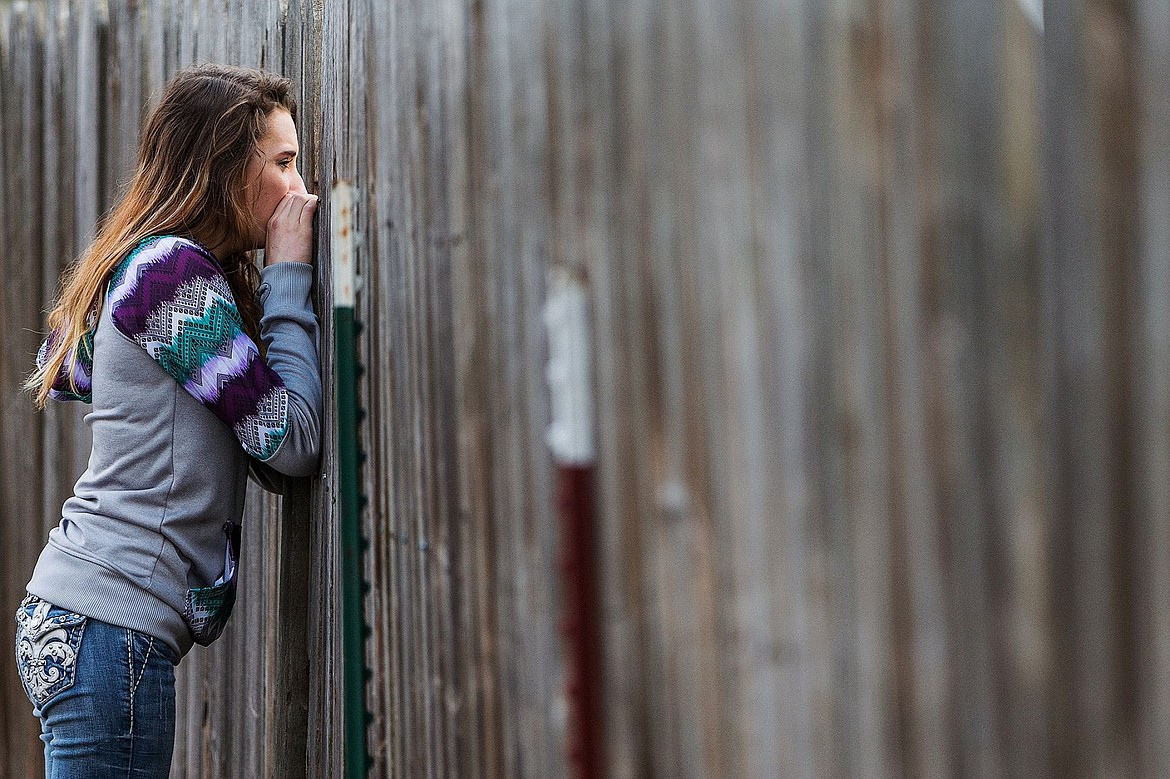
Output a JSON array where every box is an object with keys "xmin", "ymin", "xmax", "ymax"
[{"xmin": 544, "ymin": 267, "xmax": 605, "ymax": 776}]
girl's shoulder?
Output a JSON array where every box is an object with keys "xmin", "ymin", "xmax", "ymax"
[
  {"xmin": 108, "ymin": 234, "xmax": 221, "ymax": 296},
  {"xmin": 106, "ymin": 234, "xmax": 244, "ymax": 362}
]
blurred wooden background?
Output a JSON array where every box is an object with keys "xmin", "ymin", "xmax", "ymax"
[{"xmin": 1, "ymin": 0, "xmax": 1167, "ymax": 776}]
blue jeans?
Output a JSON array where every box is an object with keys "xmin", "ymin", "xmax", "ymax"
[{"xmin": 13, "ymin": 592, "xmax": 178, "ymax": 778}]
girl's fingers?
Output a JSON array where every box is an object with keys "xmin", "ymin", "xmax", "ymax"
[
  {"xmin": 295, "ymin": 194, "xmax": 319, "ymax": 224},
  {"xmin": 270, "ymin": 192, "xmax": 318, "ymax": 230},
  {"xmin": 264, "ymin": 193, "xmax": 317, "ymax": 266},
  {"xmin": 270, "ymin": 192, "xmax": 295, "ymax": 227}
]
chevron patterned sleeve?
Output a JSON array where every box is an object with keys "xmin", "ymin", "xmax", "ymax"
[
  {"xmin": 107, "ymin": 237, "xmax": 293, "ymax": 462},
  {"xmin": 37, "ymin": 317, "xmax": 96, "ymax": 404}
]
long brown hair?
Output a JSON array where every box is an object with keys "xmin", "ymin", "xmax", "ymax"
[{"xmin": 23, "ymin": 63, "xmax": 298, "ymax": 409}]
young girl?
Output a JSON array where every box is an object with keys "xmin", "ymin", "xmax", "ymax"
[{"xmin": 13, "ymin": 63, "xmax": 323, "ymax": 776}]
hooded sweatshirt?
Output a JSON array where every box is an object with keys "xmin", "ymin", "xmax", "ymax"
[{"xmin": 25, "ymin": 234, "xmax": 322, "ymax": 663}]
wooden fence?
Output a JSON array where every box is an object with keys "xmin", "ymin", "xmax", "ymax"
[{"xmin": 1, "ymin": 0, "xmax": 1168, "ymax": 776}]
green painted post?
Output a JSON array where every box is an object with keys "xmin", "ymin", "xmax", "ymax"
[{"xmin": 331, "ymin": 181, "xmax": 371, "ymax": 777}]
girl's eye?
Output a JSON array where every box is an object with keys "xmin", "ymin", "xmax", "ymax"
[{"xmin": 278, "ymin": 159, "xmax": 292, "ymax": 169}]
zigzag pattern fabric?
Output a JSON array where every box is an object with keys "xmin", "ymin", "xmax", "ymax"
[
  {"xmin": 38, "ymin": 317, "xmax": 95, "ymax": 403},
  {"xmin": 106, "ymin": 235, "xmax": 290, "ymax": 460}
]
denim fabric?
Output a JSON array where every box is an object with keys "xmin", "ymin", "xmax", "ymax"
[{"xmin": 14, "ymin": 593, "xmax": 177, "ymax": 778}]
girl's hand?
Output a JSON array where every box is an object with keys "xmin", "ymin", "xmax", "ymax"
[{"xmin": 264, "ymin": 192, "xmax": 319, "ymax": 266}]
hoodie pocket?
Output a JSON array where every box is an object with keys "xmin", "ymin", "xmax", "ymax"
[{"xmin": 180, "ymin": 521, "xmax": 241, "ymax": 646}]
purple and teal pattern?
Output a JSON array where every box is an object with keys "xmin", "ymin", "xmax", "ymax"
[
  {"xmin": 107, "ymin": 235, "xmax": 290, "ymax": 461},
  {"xmin": 37, "ymin": 312, "xmax": 96, "ymax": 403}
]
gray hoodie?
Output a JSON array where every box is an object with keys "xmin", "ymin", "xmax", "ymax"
[{"xmin": 25, "ymin": 235, "xmax": 322, "ymax": 663}]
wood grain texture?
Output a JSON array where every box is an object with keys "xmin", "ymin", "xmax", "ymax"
[
  {"xmin": 0, "ymin": 6, "xmax": 48, "ymax": 778},
  {"xmin": 2, "ymin": 0, "xmax": 1169, "ymax": 776}
]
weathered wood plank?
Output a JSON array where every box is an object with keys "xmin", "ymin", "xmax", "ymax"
[
  {"xmin": 871, "ymin": 0, "xmax": 954, "ymax": 776},
  {"xmin": 1, "ymin": 0, "xmax": 1168, "ymax": 777},
  {"xmin": 1132, "ymin": 0, "xmax": 1170, "ymax": 773},
  {"xmin": 0, "ymin": 6, "xmax": 48, "ymax": 778}
]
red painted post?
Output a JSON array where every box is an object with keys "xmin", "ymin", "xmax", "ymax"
[
  {"xmin": 556, "ymin": 465, "xmax": 606, "ymax": 777},
  {"xmin": 544, "ymin": 268, "xmax": 606, "ymax": 778}
]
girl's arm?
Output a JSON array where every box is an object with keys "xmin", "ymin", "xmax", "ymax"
[
  {"xmin": 35, "ymin": 317, "xmax": 96, "ymax": 404},
  {"xmin": 108, "ymin": 237, "xmax": 323, "ymax": 476}
]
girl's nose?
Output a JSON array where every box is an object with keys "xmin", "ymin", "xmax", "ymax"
[{"xmin": 290, "ymin": 167, "xmax": 308, "ymax": 195}]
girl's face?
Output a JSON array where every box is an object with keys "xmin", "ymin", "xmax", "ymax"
[{"xmin": 243, "ymin": 108, "xmax": 306, "ymax": 251}]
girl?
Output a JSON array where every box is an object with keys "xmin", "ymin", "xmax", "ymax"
[{"xmin": 13, "ymin": 63, "xmax": 323, "ymax": 777}]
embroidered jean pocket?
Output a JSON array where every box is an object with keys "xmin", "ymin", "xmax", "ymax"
[
  {"xmin": 181, "ymin": 522, "xmax": 241, "ymax": 646},
  {"xmin": 14, "ymin": 594, "xmax": 87, "ymax": 709}
]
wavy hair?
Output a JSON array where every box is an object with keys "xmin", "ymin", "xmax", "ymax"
[{"xmin": 23, "ymin": 63, "xmax": 298, "ymax": 409}]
